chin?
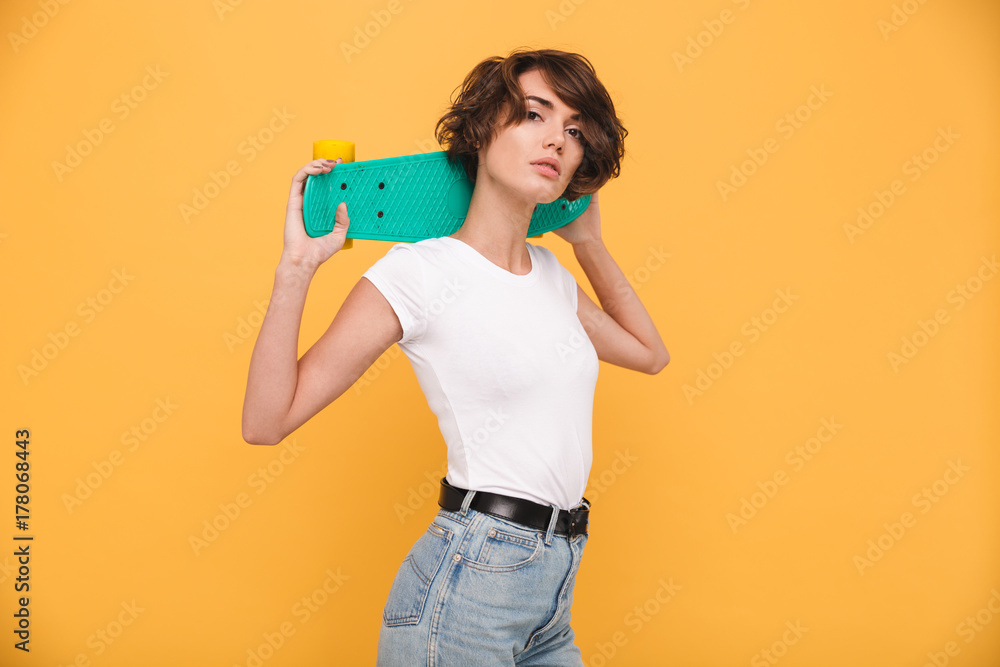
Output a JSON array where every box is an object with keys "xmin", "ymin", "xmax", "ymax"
[
  {"xmin": 506, "ymin": 175, "xmax": 568, "ymax": 206},
  {"xmin": 531, "ymin": 180, "xmax": 570, "ymax": 205}
]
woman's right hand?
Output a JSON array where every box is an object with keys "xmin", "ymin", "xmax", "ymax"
[{"xmin": 281, "ymin": 158, "xmax": 351, "ymax": 270}]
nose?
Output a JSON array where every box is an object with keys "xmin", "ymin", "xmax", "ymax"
[{"xmin": 544, "ymin": 126, "xmax": 565, "ymax": 152}]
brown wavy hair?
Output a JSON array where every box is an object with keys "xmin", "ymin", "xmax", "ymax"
[{"xmin": 434, "ymin": 47, "xmax": 627, "ymax": 202}]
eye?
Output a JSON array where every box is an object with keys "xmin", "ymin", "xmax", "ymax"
[{"xmin": 527, "ymin": 109, "xmax": 585, "ymax": 141}]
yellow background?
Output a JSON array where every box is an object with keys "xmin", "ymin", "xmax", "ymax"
[{"xmin": 2, "ymin": 0, "xmax": 998, "ymax": 665}]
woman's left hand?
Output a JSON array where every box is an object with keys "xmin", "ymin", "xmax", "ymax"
[{"xmin": 552, "ymin": 189, "xmax": 602, "ymax": 246}]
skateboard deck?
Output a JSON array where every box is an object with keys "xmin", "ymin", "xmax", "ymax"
[{"xmin": 303, "ymin": 141, "xmax": 591, "ymax": 247}]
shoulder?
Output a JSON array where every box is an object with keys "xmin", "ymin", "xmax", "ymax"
[
  {"xmin": 526, "ymin": 240, "xmax": 559, "ymax": 264},
  {"xmin": 527, "ymin": 241, "xmax": 579, "ymax": 304},
  {"xmin": 363, "ymin": 237, "xmax": 460, "ymax": 290},
  {"xmin": 389, "ymin": 237, "xmax": 453, "ymax": 260},
  {"xmin": 526, "ymin": 241, "xmax": 570, "ymax": 276},
  {"xmin": 368, "ymin": 237, "xmax": 443, "ymax": 266}
]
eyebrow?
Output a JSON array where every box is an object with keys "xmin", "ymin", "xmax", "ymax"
[{"xmin": 526, "ymin": 95, "xmax": 581, "ymax": 121}]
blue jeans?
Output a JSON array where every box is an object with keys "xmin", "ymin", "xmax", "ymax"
[{"xmin": 377, "ymin": 489, "xmax": 590, "ymax": 666}]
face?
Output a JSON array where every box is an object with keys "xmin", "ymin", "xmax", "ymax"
[{"xmin": 476, "ymin": 68, "xmax": 586, "ymax": 205}]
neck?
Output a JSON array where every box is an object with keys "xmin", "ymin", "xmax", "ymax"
[{"xmin": 448, "ymin": 172, "xmax": 538, "ymax": 274}]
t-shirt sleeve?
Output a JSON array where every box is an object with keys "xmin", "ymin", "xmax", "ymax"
[
  {"xmin": 539, "ymin": 245, "xmax": 580, "ymax": 311},
  {"xmin": 361, "ymin": 243, "xmax": 427, "ymax": 345},
  {"xmin": 566, "ymin": 265, "xmax": 579, "ymax": 311}
]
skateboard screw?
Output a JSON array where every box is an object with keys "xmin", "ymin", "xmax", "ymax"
[
  {"xmin": 378, "ymin": 182, "xmax": 385, "ymax": 189},
  {"xmin": 377, "ymin": 211, "xmax": 383, "ymax": 218},
  {"xmin": 340, "ymin": 183, "xmax": 347, "ymax": 190}
]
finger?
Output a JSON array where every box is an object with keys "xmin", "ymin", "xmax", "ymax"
[
  {"xmin": 332, "ymin": 202, "xmax": 350, "ymax": 226},
  {"xmin": 288, "ymin": 158, "xmax": 343, "ymax": 198},
  {"xmin": 294, "ymin": 157, "xmax": 343, "ymax": 178},
  {"xmin": 311, "ymin": 157, "xmax": 343, "ymax": 170}
]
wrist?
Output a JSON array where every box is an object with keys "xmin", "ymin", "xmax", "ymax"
[
  {"xmin": 572, "ymin": 237, "xmax": 604, "ymax": 253},
  {"xmin": 278, "ymin": 251, "xmax": 321, "ymax": 275},
  {"xmin": 276, "ymin": 253, "xmax": 320, "ymax": 285}
]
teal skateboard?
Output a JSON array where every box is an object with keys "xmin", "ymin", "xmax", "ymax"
[{"xmin": 302, "ymin": 140, "xmax": 591, "ymax": 248}]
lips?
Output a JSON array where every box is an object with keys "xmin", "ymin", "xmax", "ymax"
[{"xmin": 530, "ymin": 158, "xmax": 561, "ymax": 176}]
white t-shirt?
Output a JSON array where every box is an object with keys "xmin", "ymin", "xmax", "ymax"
[{"xmin": 361, "ymin": 236, "xmax": 599, "ymax": 510}]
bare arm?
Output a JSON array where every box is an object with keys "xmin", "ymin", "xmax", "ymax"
[
  {"xmin": 241, "ymin": 158, "xmax": 403, "ymax": 445},
  {"xmin": 555, "ymin": 190, "xmax": 669, "ymax": 374},
  {"xmin": 241, "ymin": 264, "xmax": 402, "ymax": 445},
  {"xmin": 573, "ymin": 238, "xmax": 669, "ymax": 374}
]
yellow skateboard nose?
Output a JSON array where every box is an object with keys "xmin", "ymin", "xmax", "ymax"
[
  {"xmin": 313, "ymin": 140, "xmax": 355, "ymax": 163},
  {"xmin": 312, "ymin": 141, "xmax": 356, "ymax": 249}
]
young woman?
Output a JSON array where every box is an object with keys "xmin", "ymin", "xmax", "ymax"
[{"xmin": 242, "ymin": 47, "xmax": 668, "ymax": 665}]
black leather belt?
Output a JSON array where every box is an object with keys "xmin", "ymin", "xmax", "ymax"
[{"xmin": 437, "ymin": 477, "xmax": 590, "ymax": 537}]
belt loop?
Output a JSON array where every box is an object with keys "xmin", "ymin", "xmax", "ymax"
[
  {"xmin": 544, "ymin": 504, "xmax": 559, "ymax": 546},
  {"xmin": 460, "ymin": 489, "xmax": 477, "ymax": 516}
]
